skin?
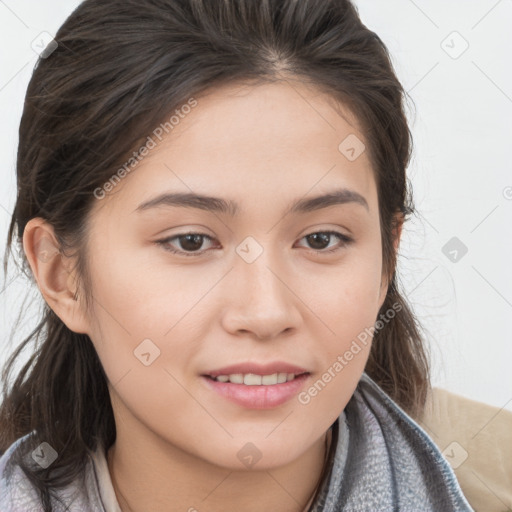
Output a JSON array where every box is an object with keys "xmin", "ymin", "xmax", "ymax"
[{"xmin": 23, "ymin": 79, "xmax": 402, "ymax": 512}]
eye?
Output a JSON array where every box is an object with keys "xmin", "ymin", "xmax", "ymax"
[
  {"xmin": 156, "ymin": 232, "xmax": 216, "ymax": 257},
  {"xmin": 296, "ymin": 230, "xmax": 353, "ymax": 255},
  {"xmin": 156, "ymin": 230, "xmax": 353, "ymax": 258}
]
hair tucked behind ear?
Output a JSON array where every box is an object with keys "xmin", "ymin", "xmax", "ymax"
[{"xmin": 0, "ymin": 0, "xmax": 428, "ymax": 509}]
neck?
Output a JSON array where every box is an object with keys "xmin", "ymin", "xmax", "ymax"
[{"xmin": 107, "ymin": 425, "xmax": 332, "ymax": 512}]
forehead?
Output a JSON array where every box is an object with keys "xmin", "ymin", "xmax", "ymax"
[
  {"xmin": 173, "ymin": 79, "xmax": 367, "ymax": 162},
  {"xmin": 92, "ymin": 79, "xmax": 377, "ymax": 218}
]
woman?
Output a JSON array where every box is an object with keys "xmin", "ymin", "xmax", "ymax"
[{"xmin": 0, "ymin": 0, "xmax": 474, "ymax": 510}]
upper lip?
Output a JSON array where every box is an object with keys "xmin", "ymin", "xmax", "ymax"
[{"xmin": 203, "ymin": 362, "xmax": 310, "ymax": 378}]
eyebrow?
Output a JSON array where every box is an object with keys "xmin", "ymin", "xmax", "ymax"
[{"xmin": 135, "ymin": 187, "xmax": 369, "ymax": 216}]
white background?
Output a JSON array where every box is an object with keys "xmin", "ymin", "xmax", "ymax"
[{"xmin": 1, "ymin": 0, "xmax": 511, "ymax": 411}]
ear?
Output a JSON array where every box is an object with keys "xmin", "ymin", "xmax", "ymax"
[
  {"xmin": 378, "ymin": 212, "xmax": 404, "ymax": 309},
  {"xmin": 23, "ymin": 218, "xmax": 90, "ymax": 334}
]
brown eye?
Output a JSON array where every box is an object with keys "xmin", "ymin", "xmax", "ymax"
[
  {"xmin": 297, "ymin": 231, "xmax": 352, "ymax": 254},
  {"xmin": 157, "ymin": 232, "xmax": 216, "ymax": 257},
  {"xmin": 176, "ymin": 234, "xmax": 205, "ymax": 252},
  {"xmin": 305, "ymin": 232, "xmax": 331, "ymax": 250}
]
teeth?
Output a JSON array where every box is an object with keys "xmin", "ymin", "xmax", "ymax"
[
  {"xmin": 244, "ymin": 374, "xmax": 262, "ymax": 385},
  {"xmin": 262, "ymin": 374, "xmax": 277, "ymax": 385},
  {"xmin": 277, "ymin": 373, "xmax": 288, "ymax": 384},
  {"xmin": 212, "ymin": 372, "xmax": 298, "ymax": 385}
]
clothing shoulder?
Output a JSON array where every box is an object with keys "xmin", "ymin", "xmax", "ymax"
[
  {"xmin": 419, "ymin": 386, "xmax": 512, "ymax": 511},
  {"xmin": 0, "ymin": 433, "xmax": 106, "ymax": 512},
  {"xmin": 0, "ymin": 433, "xmax": 43, "ymax": 511}
]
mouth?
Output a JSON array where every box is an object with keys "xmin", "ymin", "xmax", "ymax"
[
  {"xmin": 200, "ymin": 363, "xmax": 311, "ymax": 409},
  {"xmin": 203, "ymin": 372, "xmax": 308, "ymax": 385}
]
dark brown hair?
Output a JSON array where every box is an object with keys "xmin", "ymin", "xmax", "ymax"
[{"xmin": 0, "ymin": 0, "xmax": 429, "ymax": 509}]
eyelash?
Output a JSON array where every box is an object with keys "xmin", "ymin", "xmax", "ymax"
[{"xmin": 156, "ymin": 230, "xmax": 353, "ymax": 258}]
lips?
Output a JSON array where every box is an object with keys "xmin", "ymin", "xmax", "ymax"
[{"xmin": 200, "ymin": 362, "xmax": 311, "ymax": 409}]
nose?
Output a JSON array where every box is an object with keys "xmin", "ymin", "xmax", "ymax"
[{"xmin": 220, "ymin": 249, "xmax": 302, "ymax": 341}]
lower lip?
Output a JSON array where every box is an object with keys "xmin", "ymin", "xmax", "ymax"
[{"xmin": 201, "ymin": 374, "xmax": 310, "ymax": 409}]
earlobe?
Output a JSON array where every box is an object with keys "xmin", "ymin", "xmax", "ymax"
[{"xmin": 23, "ymin": 218, "xmax": 90, "ymax": 334}]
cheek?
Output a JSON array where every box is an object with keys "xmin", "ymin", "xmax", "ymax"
[
  {"xmin": 84, "ymin": 249, "xmax": 216, "ymax": 390},
  {"xmin": 294, "ymin": 290, "xmax": 377, "ymax": 431},
  {"xmin": 294, "ymin": 241, "xmax": 383, "ymax": 413},
  {"xmin": 86, "ymin": 238, "xmax": 206, "ymax": 333},
  {"xmin": 302, "ymin": 243, "xmax": 383, "ymax": 339},
  {"xmin": 84, "ymin": 261, "xmax": 211, "ymax": 445}
]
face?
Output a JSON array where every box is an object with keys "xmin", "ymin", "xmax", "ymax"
[{"xmin": 79, "ymin": 80, "xmax": 389, "ymax": 469}]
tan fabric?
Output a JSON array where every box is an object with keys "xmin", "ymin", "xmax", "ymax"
[{"xmin": 417, "ymin": 387, "xmax": 512, "ymax": 512}]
